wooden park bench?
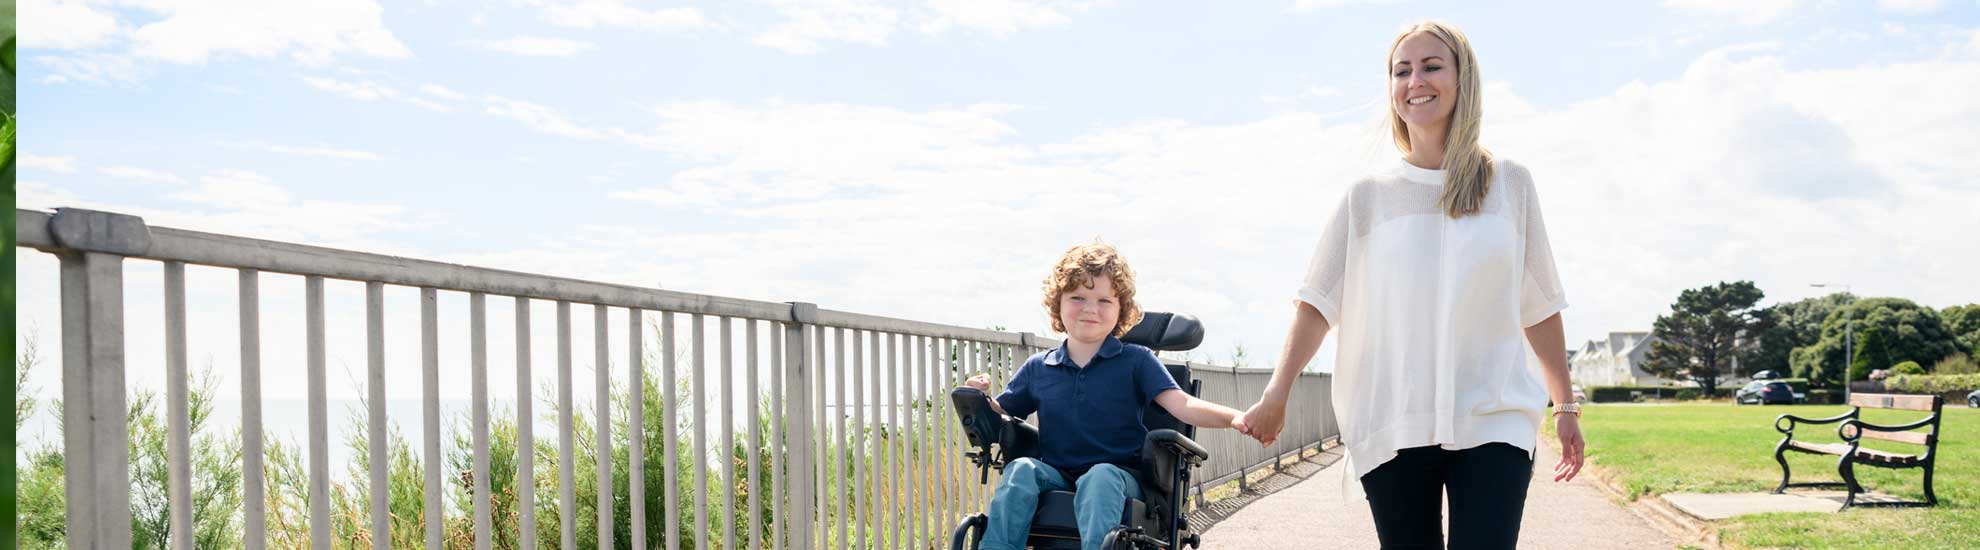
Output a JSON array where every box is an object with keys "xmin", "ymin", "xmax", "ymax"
[{"xmin": 1771, "ymin": 393, "xmax": 1944, "ymax": 509}]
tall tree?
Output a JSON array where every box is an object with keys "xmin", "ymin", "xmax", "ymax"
[
  {"xmin": 1790, "ymin": 297, "xmax": 1962, "ymax": 387},
  {"xmin": 1642, "ymin": 281, "xmax": 1767, "ymax": 397},
  {"xmin": 1940, "ymin": 304, "xmax": 1980, "ymax": 355},
  {"xmin": 1749, "ymin": 293, "xmax": 1856, "ymax": 375}
]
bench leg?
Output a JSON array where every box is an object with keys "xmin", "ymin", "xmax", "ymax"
[
  {"xmin": 1772, "ymin": 439, "xmax": 1793, "ymax": 494},
  {"xmin": 1836, "ymin": 457, "xmax": 1860, "ymax": 511},
  {"xmin": 1922, "ymin": 461, "xmax": 1937, "ymax": 507}
]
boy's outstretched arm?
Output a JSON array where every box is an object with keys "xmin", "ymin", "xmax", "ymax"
[{"xmin": 1154, "ymin": 389, "xmax": 1247, "ymax": 432}]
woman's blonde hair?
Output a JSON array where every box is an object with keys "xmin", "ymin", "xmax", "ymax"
[
  {"xmin": 1042, "ymin": 242, "xmax": 1142, "ymax": 337},
  {"xmin": 1388, "ymin": 20, "xmax": 1494, "ymax": 218}
]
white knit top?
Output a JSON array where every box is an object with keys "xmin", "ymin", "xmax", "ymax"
[{"xmin": 1297, "ymin": 157, "xmax": 1568, "ymax": 479}]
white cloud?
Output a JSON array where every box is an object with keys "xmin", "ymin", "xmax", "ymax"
[
  {"xmin": 1288, "ymin": 0, "xmax": 1399, "ymax": 11},
  {"xmin": 170, "ymin": 170, "xmax": 295, "ymax": 209},
  {"xmin": 301, "ymin": 75, "xmax": 396, "ymax": 101},
  {"xmin": 485, "ymin": 96, "xmax": 606, "ymax": 140},
  {"xmin": 753, "ymin": 0, "xmax": 902, "ymax": 53},
  {"xmin": 127, "ymin": 0, "xmax": 412, "ymax": 65},
  {"xmin": 31, "ymin": 53, "xmax": 142, "ymax": 85},
  {"xmin": 98, "ymin": 165, "xmax": 189, "ymax": 185},
  {"xmin": 148, "ymin": 170, "xmax": 421, "ymax": 245},
  {"xmin": 917, "ymin": 0, "xmax": 1081, "ymax": 35},
  {"xmin": 20, "ymin": 0, "xmax": 410, "ymax": 86},
  {"xmin": 225, "ymin": 140, "xmax": 385, "ymax": 161},
  {"xmin": 420, "ymin": 83, "xmax": 468, "ymax": 101},
  {"xmin": 1877, "ymin": 0, "xmax": 1946, "ymax": 14},
  {"xmin": 527, "ymin": 0, "xmax": 716, "ymax": 31},
  {"xmin": 1663, "ymin": 0, "xmax": 1802, "ymax": 25},
  {"xmin": 468, "ymin": 36, "xmax": 595, "ymax": 57},
  {"xmin": 300, "ymin": 75, "xmax": 456, "ymax": 112},
  {"xmin": 16, "ymin": 182, "xmax": 86, "ymax": 211},
  {"xmin": 21, "ymin": 154, "xmax": 79, "ymax": 174},
  {"xmin": 752, "ymin": 0, "xmax": 1095, "ymax": 54},
  {"xmin": 19, "ymin": 0, "xmax": 122, "ymax": 50}
]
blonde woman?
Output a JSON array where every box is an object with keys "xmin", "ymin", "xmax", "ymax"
[{"xmin": 1237, "ymin": 21, "xmax": 1583, "ymax": 549}]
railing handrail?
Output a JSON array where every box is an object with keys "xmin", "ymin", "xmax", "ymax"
[{"xmin": 16, "ymin": 207, "xmax": 1024, "ymax": 344}]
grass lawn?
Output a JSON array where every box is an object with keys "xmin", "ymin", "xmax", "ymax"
[{"xmin": 1552, "ymin": 402, "xmax": 1977, "ymax": 550}]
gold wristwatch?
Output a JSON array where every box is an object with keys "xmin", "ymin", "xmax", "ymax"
[{"xmin": 1553, "ymin": 403, "xmax": 1582, "ymax": 417}]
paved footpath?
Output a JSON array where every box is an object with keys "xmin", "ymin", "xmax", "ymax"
[{"xmin": 1197, "ymin": 442, "xmax": 1677, "ymax": 549}]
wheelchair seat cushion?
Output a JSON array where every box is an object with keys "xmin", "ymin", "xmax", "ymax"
[{"xmin": 1028, "ymin": 490, "xmax": 1148, "ymax": 537}]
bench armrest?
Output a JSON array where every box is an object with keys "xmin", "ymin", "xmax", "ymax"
[
  {"xmin": 1775, "ymin": 410, "xmax": 1857, "ymax": 434},
  {"xmin": 1838, "ymin": 417, "xmax": 1938, "ymax": 443}
]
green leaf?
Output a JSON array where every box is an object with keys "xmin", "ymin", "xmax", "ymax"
[{"xmin": 1, "ymin": 113, "xmax": 14, "ymax": 174}]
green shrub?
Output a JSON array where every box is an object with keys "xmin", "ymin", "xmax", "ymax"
[
  {"xmin": 1776, "ymin": 378, "xmax": 1811, "ymax": 394},
  {"xmin": 1589, "ymin": 386, "xmax": 1640, "ymax": 403},
  {"xmin": 1806, "ymin": 389, "xmax": 1843, "ymax": 405},
  {"xmin": 1893, "ymin": 361, "xmax": 1925, "ymax": 376},
  {"xmin": 1883, "ymin": 373, "xmax": 1980, "ymax": 394},
  {"xmin": 1933, "ymin": 352, "xmax": 1978, "ymax": 375}
]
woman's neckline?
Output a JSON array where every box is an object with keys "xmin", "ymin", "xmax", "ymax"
[{"xmin": 1396, "ymin": 157, "xmax": 1444, "ymax": 185}]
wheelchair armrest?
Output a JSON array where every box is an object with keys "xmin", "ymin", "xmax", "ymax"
[
  {"xmin": 950, "ymin": 386, "xmax": 1039, "ymax": 482},
  {"xmin": 1140, "ymin": 429, "xmax": 1207, "ymax": 496},
  {"xmin": 1147, "ymin": 429, "xmax": 1209, "ymax": 463}
]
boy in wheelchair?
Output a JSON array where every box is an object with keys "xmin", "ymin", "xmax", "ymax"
[{"xmin": 957, "ymin": 243, "xmax": 1247, "ymax": 550}]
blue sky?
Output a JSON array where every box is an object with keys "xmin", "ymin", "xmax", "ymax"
[{"xmin": 16, "ymin": 1, "xmax": 1980, "ymax": 459}]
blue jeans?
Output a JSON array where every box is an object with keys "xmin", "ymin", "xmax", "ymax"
[{"xmin": 980, "ymin": 458, "xmax": 1141, "ymax": 550}]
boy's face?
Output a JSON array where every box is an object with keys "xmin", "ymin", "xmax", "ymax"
[{"xmin": 1059, "ymin": 272, "xmax": 1121, "ymax": 344}]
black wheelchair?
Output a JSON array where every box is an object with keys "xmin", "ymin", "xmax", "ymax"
[{"xmin": 948, "ymin": 312, "xmax": 1212, "ymax": 550}]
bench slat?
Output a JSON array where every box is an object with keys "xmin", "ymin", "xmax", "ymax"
[
  {"xmin": 1848, "ymin": 393, "xmax": 1941, "ymax": 411},
  {"xmin": 1862, "ymin": 429, "xmax": 1931, "ymax": 446},
  {"xmin": 1785, "ymin": 441, "xmax": 1921, "ymax": 465}
]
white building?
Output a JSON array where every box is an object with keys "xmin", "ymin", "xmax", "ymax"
[{"xmin": 1569, "ymin": 331, "xmax": 1677, "ymax": 387}]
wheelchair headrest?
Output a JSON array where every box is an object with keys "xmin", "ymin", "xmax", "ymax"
[{"xmin": 1121, "ymin": 312, "xmax": 1205, "ymax": 352}]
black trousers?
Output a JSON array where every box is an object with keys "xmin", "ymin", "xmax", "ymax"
[{"xmin": 1358, "ymin": 442, "xmax": 1534, "ymax": 550}]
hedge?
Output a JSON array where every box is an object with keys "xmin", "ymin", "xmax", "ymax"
[
  {"xmin": 1586, "ymin": 385, "xmax": 1710, "ymax": 403},
  {"xmin": 1773, "ymin": 378, "xmax": 1810, "ymax": 394},
  {"xmin": 1884, "ymin": 373, "xmax": 1980, "ymax": 394}
]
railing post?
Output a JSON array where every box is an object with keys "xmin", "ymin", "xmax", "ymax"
[
  {"xmin": 785, "ymin": 302, "xmax": 819, "ymax": 550},
  {"xmin": 59, "ymin": 255, "xmax": 133, "ymax": 547},
  {"xmin": 50, "ymin": 209, "xmax": 146, "ymax": 549}
]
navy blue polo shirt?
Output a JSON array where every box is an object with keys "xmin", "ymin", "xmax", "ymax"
[{"xmin": 994, "ymin": 336, "xmax": 1181, "ymax": 477}]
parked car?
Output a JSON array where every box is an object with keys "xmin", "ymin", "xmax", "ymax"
[
  {"xmin": 1736, "ymin": 381, "xmax": 1796, "ymax": 405},
  {"xmin": 1753, "ymin": 370, "xmax": 1782, "ymax": 380},
  {"xmin": 1968, "ymin": 389, "xmax": 1978, "ymax": 408}
]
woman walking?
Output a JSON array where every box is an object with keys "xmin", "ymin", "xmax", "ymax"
[{"xmin": 1238, "ymin": 21, "xmax": 1584, "ymax": 550}]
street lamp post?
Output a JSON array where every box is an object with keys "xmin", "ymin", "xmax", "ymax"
[{"xmin": 1811, "ymin": 283, "xmax": 1853, "ymax": 405}]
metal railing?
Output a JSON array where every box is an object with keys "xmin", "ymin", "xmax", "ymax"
[{"xmin": 17, "ymin": 206, "xmax": 1334, "ymax": 549}]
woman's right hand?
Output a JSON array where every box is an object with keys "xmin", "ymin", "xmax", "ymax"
[
  {"xmin": 1241, "ymin": 400, "xmax": 1288, "ymax": 447},
  {"xmin": 963, "ymin": 373, "xmax": 991, "ymax": 392}
]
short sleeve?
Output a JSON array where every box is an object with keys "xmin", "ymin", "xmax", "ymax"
[
  {"xmin": 995, "ymin": 360, "xmax": 1040, "ymax": 419},
  {"xmin": 1517, "ymin": 172, "xmax": 1568, "ymax": 327},
  {"xmin": 1133, "ymin": 352, "xmax": 1181, "ymax": 404},
  {"xmin": 1297, "ymin": 192, "xmax": 1351, "ymax": 325}
]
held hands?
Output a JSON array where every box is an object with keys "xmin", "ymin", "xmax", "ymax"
[
  {"xmin": 1553, "ymin": 413, "xmax": 1585, "ymax": 482},
  {"xmin": 1237, "ymin": 400, "xmax": 1287, "ymax": 447}
]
